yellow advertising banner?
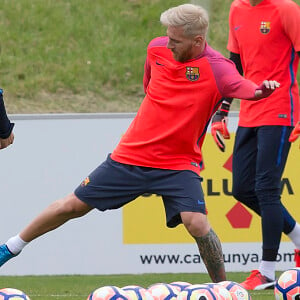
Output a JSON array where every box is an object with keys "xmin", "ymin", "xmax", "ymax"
[{"xmin": 123, "ymin": 133, "xmax": 300, "ymax": 244}]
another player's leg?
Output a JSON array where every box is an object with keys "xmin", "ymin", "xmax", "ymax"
[
  {"xmin": 233, "ymin": 126, "xmax": 295, "ymax": 290},
  {"xmin": 232, "ymin": 127, "xmax": 275, "ymax": 290},
  {"xmin": 0, "ymin": 193, "xmax": 92, "ymax": 267},
  {"xmin": 255, "ymin": 126, "xmax": 300, "ymax": 274},
  {"xmin": 181, "ymin": 211, "xmax": 226, "ymax": 282},
  {"xmin": 280, "ymin": 203, "xmax": 300, "ymax": 267},
  {"xmin": 232, "ymin": 127, "xmax": 300, "ymax": 269}
]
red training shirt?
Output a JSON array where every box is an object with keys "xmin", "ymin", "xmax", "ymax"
[
  {"xmin": 228, "ymin": 0, "xmax": 300, "ymax": 127},
  {"xmin": 111, "ymin": 37, "xmax": 263, "ymax": 174}
]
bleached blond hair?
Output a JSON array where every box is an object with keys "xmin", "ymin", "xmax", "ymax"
[{"xmin": 160, "ymin": 3, "xmax": 209, "ymax": 38}]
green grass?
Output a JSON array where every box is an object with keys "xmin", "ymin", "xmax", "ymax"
[
  {"xmin": 2, "ymin": 0, "xmax": 300, "ymax": 113},
  {"xmin": 0, "ymin": 272, "xmax": 277, "ymax": 300},
  {"xmin": 1, "ymin": 0, "xmax": 184, "ymax": 113}
]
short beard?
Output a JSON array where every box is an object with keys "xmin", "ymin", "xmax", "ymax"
[{"xmin": 173, "ymin": 50, "xmax": 192, "ymax": 62}]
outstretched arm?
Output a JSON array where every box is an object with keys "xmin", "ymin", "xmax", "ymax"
[
  {"xmin": 224, "ymin": 77, "xmax": 280, "ymax": 100},
  {"xmin": 211, "ymin": 52, "xmax": 280, "ymax": 151},
  {"xmin": 211, "ymin": 79, "xmax": 280, "ymax": 151}
]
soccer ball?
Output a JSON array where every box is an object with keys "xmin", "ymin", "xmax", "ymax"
[
  {"xmin": 147, "ymin": 283, "xmax": 179, "ymax": 300},
  {"xmin": 177, "ymin": 284, "xmax": 218, "ymax": 300},
  {"xmin": 87, "ymin": 285, "xmax": 128, "ymax": 300},
  {"xmin": 218, "ymin": 281, "xmax": 251, "ymax": 300},
  {"xmin": 122, "ymin": 285, "xmax": 154, "ymax": 300},
  {"xmin": 274, "ymin": 268, "xmax": 300, "ymax": 300},
  {"xmin": 205, "ymin": 283, "xmax": 233, "ymax": 300},
  {"xmin": 169, "ymin": 281, "xmax": 191, "ymax": 291},
  {"xmin": 0, "ymin": 288, "xmax": 31, "ymax": 300}
]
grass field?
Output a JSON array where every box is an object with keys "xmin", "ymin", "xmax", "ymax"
[
  {"xmin": 1, "ymin": 0, "xmax": 185, "ymax": 113},
  {"xmin": 2, "ymin": 0, "xmax": 298, "ymax": 113},
  {"xmin": 0, "ymin": 272, "xmax": 279, "ymax": 300}
]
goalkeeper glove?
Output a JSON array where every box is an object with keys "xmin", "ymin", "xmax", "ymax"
[
  {"xmin": 211, "ymin": 99, "xmax": 231, "ymax": 152},
  {"xmin": 289, "ymin": 121, "xmax": 300, "ymax": 148}
]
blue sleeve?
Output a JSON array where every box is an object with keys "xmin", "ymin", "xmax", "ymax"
[{"xmin": 0, "ymin": 89, "xmax": 14, "ymax": 139}]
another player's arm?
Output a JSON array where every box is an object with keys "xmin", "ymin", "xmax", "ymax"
[
  {"xmin": 0, "ymin": 89, "xmax": 14, "ymax": 150},
  {"xmin": 211, "ymin": 52, "xmax": 242, "ymax": 152}
]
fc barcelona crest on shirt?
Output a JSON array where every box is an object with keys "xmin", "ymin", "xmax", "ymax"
[
  {"xmin": 186, "ymin": 66, "xmax": 200, "ymax": 81},
  {"xmin": 260, "ymin": 21, "xmax": 271, "ymax": 34}
]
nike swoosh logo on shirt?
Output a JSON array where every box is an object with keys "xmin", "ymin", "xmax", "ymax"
[
  {"xmin": 156, "ymin": 61, "xmax": 165, "ymax": 66},
  {"xmin": 234, "ymin": 25, "xmax": 242, "ymax": 31}
]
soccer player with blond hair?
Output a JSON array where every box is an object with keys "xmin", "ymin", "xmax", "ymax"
[{"xmin": 0, "ymin": 3, "xmax": 280, "ymax": 281}]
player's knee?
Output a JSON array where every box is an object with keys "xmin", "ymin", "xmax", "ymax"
[
  {"xmin": 232, "ymin": 184, "xmax": 250, "ymax": 203},
  {"xmin": 255, "ymin": 188, "xmax": 281, "ymax": 206},
  {"xmin": 53, "ymin": 193, "xmax": 90, "ymax": 218},
  {"xmin": 182, "ymin": 212, "xmax": 210, "ymax": 237}
]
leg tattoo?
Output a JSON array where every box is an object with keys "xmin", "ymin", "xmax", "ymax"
[{"xmin": 194, "ymin": 229, "xmax": 226, "ymax": 282}]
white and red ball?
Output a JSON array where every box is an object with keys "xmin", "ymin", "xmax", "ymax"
[
  {"xmin": 177, "ymin": 284, "xmax": 218, "ymax": 300},
  {"xmin": 218, "ymin": 281, "xmax": 251, "ymax": 300},
  {"xmin": 147, "ymin": 283, "xmax": 179, "ymax": 300},
  {"xmin": 169, "ymin": 282, "xmax": 191, "ymax": 292},
  {"xmin": 205, "ymin": 283, "xmax": 232, "ymax": 300},
  {"xmin": 122, "ymin": 285, "xmax": 154, "ymax": 300},
  {"xmin": 275, "ymin": 268, "xmax": 300, "ymax": 300},
  {"xmin": 87, "ymin": 285, "xmax": 128, "ymax": 300},
  {"xmin": 0, "ymin": 288, "xmax": 31, "ymax": 300}
]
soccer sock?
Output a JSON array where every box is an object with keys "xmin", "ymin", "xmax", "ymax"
[
  {"xmin": 6, "ymin": 234, "xmax": 28, "ymax": 255},
  {"xmin": 287, "ymin": 223, "xmax": 300, "ymax": 249},
  {"xmin": 259, "ymin": 260, "xmax": 276, "ymax": 280}
]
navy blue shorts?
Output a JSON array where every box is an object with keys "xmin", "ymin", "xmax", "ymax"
[{"xmin": 74, "ymin": 154, "xmax": 205, "ymax": 228}]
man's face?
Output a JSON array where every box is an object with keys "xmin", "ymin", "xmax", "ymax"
[{"xmin": 167, "ymin": 26, "xmax": 195, "ymax": 62}]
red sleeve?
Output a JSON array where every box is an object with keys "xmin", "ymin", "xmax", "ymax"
[
  {"xmin": 227, "ymin": 2, "xmax": 240, "ymax": 54},
  {"xmin": 143, "ymin": 36, "xmax": 168, "ymax": 94},
  {"xmin": 143, "ymin": 57, "xmax": 151, "ymax": 93},
  {"xmin": 221, "ymin": 72, "xmax": 258, "ymax": 100},
  {"xmin": 209, "ymin": 57, "xmax": 258, "ymax": 99},
  {"xmin": 279, "ymin": 0, "xmax": 300, "ymax": 52},
  {"xmin": 212, "ymin": 60, "xmax": 276, "ymax": 100}
]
